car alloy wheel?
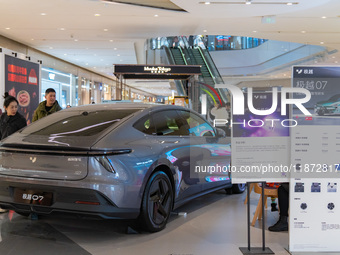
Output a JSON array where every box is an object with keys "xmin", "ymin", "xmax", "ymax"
[
  {"xmin": 232, "ymin": 183, "xmax": 246, "ymax": 194},
  {"xmin": 140, "ymin": 171, "xmax": 173, "ymax": 232}
]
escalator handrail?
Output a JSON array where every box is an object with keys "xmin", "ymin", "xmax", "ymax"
[
  {"xmin": 200, "ymin": 48, "xmax": 224, "ymax": 84},
  {"xmin": 197, "ymin": 47, "xmax": 216, "ymax": 82},
  {"xmin": 178, "ymin": 47, "xmax": 188, "ymax": 65},
  {"xmin": 162, "ymin": 46, "xmax": 175, "ymax": 65}
]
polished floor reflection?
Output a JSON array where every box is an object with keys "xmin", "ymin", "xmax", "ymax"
[{"xmin": 0, "ymin": 190, "xmax": 291, "ymax": 255}]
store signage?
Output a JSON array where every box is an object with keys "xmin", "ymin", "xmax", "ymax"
[
  {"xmin": 224, "ymin": 85, "xmax": 312, "ymax": 116},
  {"xmin": 7, "ymin": 64, "xmax": 28, "ymax": 83},
  {"xmin": 48, "ymin": 72, "xmax": 55, "ymax": 80},
  {"xmin": 28, "ymin": 69, "xmax": 38, "ymax": 85},
  {"xmin": 5, "ymin": 54, "xmax": 40, "ymax": 123},
  {"xmin": 144, "ymin": 66, "xmax": 171, "ymax": 74}
]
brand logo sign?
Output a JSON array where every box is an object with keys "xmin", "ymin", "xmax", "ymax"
[
  {"xmin": 144, "ymin": 66, "xmax": 171, "ymax": 74},
  {"xmin": 224, "ymin": 85, "xmax": 312, "ymax": 116},
  {"xmin": 29, "ymin": 156, "xmax": 37, "ymax": 163}
]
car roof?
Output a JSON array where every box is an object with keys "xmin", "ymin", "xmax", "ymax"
[{"xmin": 63, "ymin": 103, "xmax": 190, "ymax": 112}]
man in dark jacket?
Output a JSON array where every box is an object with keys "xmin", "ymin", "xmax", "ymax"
[{"xmin": 32, "ymin": 88, "xmax": 62, "ymax": 122}]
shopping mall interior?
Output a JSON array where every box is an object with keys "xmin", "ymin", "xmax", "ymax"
[{"xmin": 0, "ymin": 0, "xmax": 340, "ymax": 254}]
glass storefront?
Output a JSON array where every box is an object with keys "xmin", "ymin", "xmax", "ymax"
[
  {"xmin": 42, "ymin": 67, "xmax": 155, "ymax": 106},
  {"xmin": 41, "ymin": 68, "xmax": 76, "ymax": 108}
]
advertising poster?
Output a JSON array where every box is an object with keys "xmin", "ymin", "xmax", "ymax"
[
  {"xmin": 290, "ymin": 66, "xmax": 340, "ymax": 252},
  {"xmin": 230, "ymin": 91, "xmax": 290, "ymax": 183},
  {"xmin": 4, "ymin": 54, "xmax": 40, "ymax": 124}
]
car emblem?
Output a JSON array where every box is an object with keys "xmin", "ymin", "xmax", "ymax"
[{"xmin": 29, "ymin": 156, "xmax": 37, "ymax": 163}]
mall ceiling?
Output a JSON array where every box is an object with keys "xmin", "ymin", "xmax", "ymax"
[{"xmin": 0, "ymin": 0, "xmax": 340, "ymax": 95}]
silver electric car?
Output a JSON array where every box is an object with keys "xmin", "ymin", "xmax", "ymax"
[{"xmin": 0, "ymin": 103, "xmax": 244, "ymax": 232}]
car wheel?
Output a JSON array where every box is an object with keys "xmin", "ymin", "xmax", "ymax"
[
  {"xmin": 318, "ymin": 109, "xmax": 325, "ymax": 116},
  {"xmin": 140, "ymin": 171, "xmax": 173, "ymax": 232},
  {"xmin": 232, "ymin": 183, "xmax": 246, "ymax": 194}
]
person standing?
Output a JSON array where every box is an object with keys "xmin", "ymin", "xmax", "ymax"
[
  {"xmin": 0, "ymin": 93, "xmax": 27, "ymax": 140},
  {"xmin": 32, "ymin": 88, "xmax": 62, "ymax": 122},
  {"xmin": 224, "ymin": 102, "xmax": 231, "ymax": 136},
  {"xmin": 0, "ymin": 92, "xmax": 27, "ymax": 213},
  {"xmin": 268, "ymin": 183, "xmax": 289, "ymax": 231},
  {"xmin": 210, "ymin": 102, "xmax": 229, "ymax": 135}
]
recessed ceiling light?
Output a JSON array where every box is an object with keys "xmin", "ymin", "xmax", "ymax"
[
  {"xmin": 332, "ymin": 56, "xmax": 336, "ymax": 58},
  {"xmin": 74, "ymin": 39, "xmax": 78, "ymax": 42},
  {"xmin": 245, "ymin": 0, "xmax": 251, "ymax": 5},
  {"xmin": 49, "ymin": 47, "xmax": 53, "ymax": 49},
  {"xmin": 103, "ymin": 28, "xmax": 108, "ymax": 31},
  {"xmin": 203, "ymin": 29, "xmax": 207, "ymax": 32},
  {"xmin": 94, "ymin": 13, "xmax": 101, "ymax": 17},
  {"xmin": 114, "ymin": 48, "xmax": 117, "ymax": 50},
  {"xmin": 40, "ymin": 13, "xmax": 47, "ymax": 16},
  {"xmin": 320, "ymin": 41, "xmax": 324, "ymax": 44},
  {"xmin": 5, "ymin": 27, "xmax": 10, "ymax": 30},
  {"xmin": 58, "ymin": 28, "xmax": 65, "ymax": 31},
  {"xmin": 335, "ymin": 61, "xmax": 338, "ymax": 63},
  {"xmin": 253, "ymin": 30, "xmax": 257, "ymax": 33},
  {"xmin": 301, "ymin": 30, "xmax": 306, "ymax": 33},
  {"xmin": 64, "ymin": 53, "xmax": 67, "ymax": 56},
  {"xmin": 205, "ymin": 2, "xmax": 211, "ymax": 4},
  {"xmin": 31, "ymin": 38, "xmax": 34, "ymax": 41},
  {"xmin": 86, "ymin": 63, "xmax": 89, "ymax": 65},
  {"xmin": 321, "ymin": 16, "xmax": 327, "ymax": 19},
  {"xmin": 93, "ymin": 67, "xmax": 96, "ymax": 69},
  {"xmin": 109, "ymin": 40, "xmax": 113, "ymax": 42},
  {"xmin": 287, "ymin": 2, "xmax": 293, "ymax": 5},
  {"xmin": 117, "ymin": 54, "xmax": 120, "ymax": 57},
  {"xmin": 154, "ymin": 14, "xmax": 159, "ymax": 17}
]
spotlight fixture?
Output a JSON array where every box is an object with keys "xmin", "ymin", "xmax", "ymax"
[{"xmin": 245, "ymin": 0, "xmax": 251, "ymax": 4}]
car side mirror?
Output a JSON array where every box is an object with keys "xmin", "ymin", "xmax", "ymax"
[{"xmin": 216, "ymin": 128, "xmax": 226, "ymax": 138}]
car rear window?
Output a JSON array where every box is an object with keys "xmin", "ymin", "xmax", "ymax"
[{"xmin": 21, "ymin": 109, "xmax": 141, "ymax": 136}]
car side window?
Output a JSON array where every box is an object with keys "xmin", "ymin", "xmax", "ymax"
[
  {"xmin": 178, "ymin": 110, "xmax": 215, "ymax": 137},
  {"xmin": 152, "ymin": 110, "xmax": 189, "ymax": 136},
  {"xmin": 133, "ymin": 115, "xmax": 156, "ymax": 135}
]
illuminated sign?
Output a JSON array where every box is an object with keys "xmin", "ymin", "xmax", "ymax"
[
  {"xmin": 48, "ymin": 72, "xmax": 55, "ymax": 80},
  {"xmin": 144, "ymin": 66, "xmax": 171, "ymax": 74}
]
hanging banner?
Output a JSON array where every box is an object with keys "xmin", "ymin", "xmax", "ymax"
[{"xmin": 4, "ymin": 54, "xmax": 40, "ymax": 124}]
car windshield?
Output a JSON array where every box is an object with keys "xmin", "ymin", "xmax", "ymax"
[{"xmin": 21, "ymin": 109, "xmax": 141, "ymax": 137}]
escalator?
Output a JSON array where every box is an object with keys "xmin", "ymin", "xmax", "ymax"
[
  {"xmin": 161, "ymin": 37, "xmax": 229, "ymax": 115},
  {"xmin": 166, "ymin": 45, "xmax": 223, "ymax": 88},
  {"xmin": 190, "ymin": 48, "xmax": 215, "ymax": 86},
  {"xmin": 170, "ymin": 48, "xmax": 186, "ymax": 65}
]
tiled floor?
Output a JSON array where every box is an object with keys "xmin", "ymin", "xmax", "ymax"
[{"xmin": 0, "ymin": 189, "xmax": 332, "ymax": 255}]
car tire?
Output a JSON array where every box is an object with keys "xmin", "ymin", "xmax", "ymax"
[
  {"xmin": 318, "ymin": 109, "xmax": 325, "ymax": 116},
  {"xmin": 140, "ymin": 171, "xmax": 173, "ymax": 232},
  {"xmin": 232, "ymin": 183, "xmax": 246, "ymax": 194}
]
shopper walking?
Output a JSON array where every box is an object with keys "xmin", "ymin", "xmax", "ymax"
[
  {"xmin": 32, "ymin": 88, "xmax": 62, "ymax": 122},
  {"xmin": 0, "ymin": 92, "xmax": 27, "ymax": 213}
]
